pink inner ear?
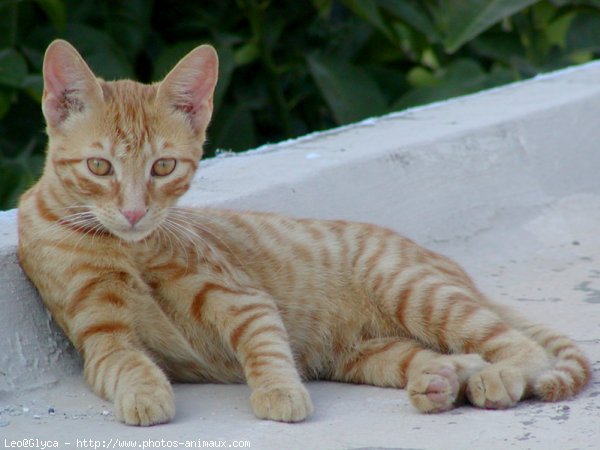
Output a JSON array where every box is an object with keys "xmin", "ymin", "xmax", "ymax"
[
  {"xmin": 44, "ymin": 70, "xmax": 64, "ymax": 101},
  {"xmin": 169, "ymin": 80, "xmax": 214, "ymax": 132},
  {"xmin": 44, "ymin": 95, "xmax": 68, "ymax": 126},
  {"xmin": 160, "ymin": 46, "xmax": 218, "ymax": 132},
  {"xmin": 42, "ymin": 42, "xmax": 99, "ymax": 127},
  {"xmin": 176, "ymin": 101, "xmax": 196, "ymax": 115},
  {"xmin": 43, "ymin": 54, "xmax": 71, "ymax": 126},
  {"xmin": 44, "ymin": 47, "xmax": 77, "ymax": 102}
]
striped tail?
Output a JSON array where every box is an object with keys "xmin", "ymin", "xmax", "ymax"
[
  {"xmin": 492, "ymin": 303, "xmax": 591, "ymax": 401},
  {"xmin": 526, "ymin": 323, "xmax": 591, "ymax": 401}
]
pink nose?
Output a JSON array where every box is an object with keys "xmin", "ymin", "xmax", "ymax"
[{"xmin": 121, "ymin": 209, "xmax": 147, "ymax": 226}]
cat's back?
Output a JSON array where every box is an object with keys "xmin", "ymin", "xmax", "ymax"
[{"xmin": 175, "ymin": 207, "xmax": 431, "ymax": 306}]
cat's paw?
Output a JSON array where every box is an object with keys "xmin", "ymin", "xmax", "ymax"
[
  {"xmin": 408, "ymin": 364, "xmax": 460, "ymax": 413},
  {"xmin": 407, "ymin": 354, "xmax": 488, "ymax": 413},
  {"xmin": 114, "ymin": 378, "xmax": 175, "ymax": 426},
  {"xmin": 250, "ymin": 383, "xmax": 313, "ymax": 422},
  {"xmin": 466, "ymin": 366, "xmax": 525, "ymax": 409}
]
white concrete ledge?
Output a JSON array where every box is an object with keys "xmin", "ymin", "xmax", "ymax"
[{"xmin": 1, "ymin": 61, "xmax": 600, "ymax": 447}]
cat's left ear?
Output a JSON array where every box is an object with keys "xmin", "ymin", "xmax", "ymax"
[
  {"xmin": 42, "ymin": 39, "xmax": 104, "ymax": 129},
  {"xmin": 157, "ymin": 45, "xmax": 218, "ymax": 134}
]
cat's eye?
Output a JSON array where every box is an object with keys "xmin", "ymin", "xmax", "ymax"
[
  {"xmin": 87, "ymin": 158, "xmax": 113, "ymax": 176},
  {"xmin": 152, "ymin": 158, "xmax": 177, "ymax": 177}
]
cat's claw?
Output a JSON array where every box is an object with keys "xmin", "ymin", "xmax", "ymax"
[
  {"xmin": 114, "ymin": 380, "xmax": 175, "ymax": 426},
  {"xmin": 250, "ymin": 383, "xmax": 313, "ymax": 422}
]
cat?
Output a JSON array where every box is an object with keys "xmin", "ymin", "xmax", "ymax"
[{"xmin": 17, "ymin": 39, "xmax": 590, "ymax": 426}]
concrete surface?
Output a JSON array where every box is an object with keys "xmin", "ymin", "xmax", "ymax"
[{"xmin": 1, "ymin": 61, "xmax": 600, "ymax": 449}]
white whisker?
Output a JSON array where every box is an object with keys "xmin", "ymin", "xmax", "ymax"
[{"xmin": 167, "ymin": 207, "xmax": 247, "ymax": 271}]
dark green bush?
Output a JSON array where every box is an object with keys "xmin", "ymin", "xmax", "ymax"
[{"xmin": 1, "ymin": 0, "xmax": 600, "ymax": 209}]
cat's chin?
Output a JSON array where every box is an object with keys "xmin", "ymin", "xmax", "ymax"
[{"xmin": 110, "ymin": 227, "xmax": 156, "ymax": 243}]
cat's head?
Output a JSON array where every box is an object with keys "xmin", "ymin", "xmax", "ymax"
[{"xmin": 41, "ymin": 39, "xmax": 218, "ymax": 242}]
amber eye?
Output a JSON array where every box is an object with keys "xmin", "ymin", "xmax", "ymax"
[
  {"xmin": 151, "ymin": 158, "xmax": 177, "ymax": 177},
  {"xmin": 86, "ymin": 158, "xmax": 113, "ymax": 176}
]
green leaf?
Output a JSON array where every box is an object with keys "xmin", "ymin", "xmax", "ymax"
[
  {"xmin": 545, "ymin": 12, "xmax": 576, "ymax": 48},
  {"xmin": 213, "ymin": 43, "xmax": 236, "ymax": 111},
  {"xmin": 366, "ymin": 65, "xmax": 408, "ymax": 103},
  {"xmin": 568, "ymin": 50, "xmax": 593, "ymax": 64},
  {"xmin": 0, "ymin": 2, "xmax": 18, "ymax": 48},
  {"xmin": 210, "ymin": 104, "xmax": 256, "ymax": 152},
  {"xmin": 234, "ymin": 40, "xmax": 260, "ymax": 66},
  {"xmin": 63, "ymin": 24, "xmax": 134, "ymax": 79},
  {"xmin": 0, "ymin": 87, "xmax": 13, "ymax": 119},
  {"xmin": 0, "ymin": 149, "xmax": 44, "ymax": 209},
  {"xmin": 407, "ymin": 66, "xmax": 439, "ymax": 87},
  {"xmin": 531, "ymin": 1, "xmax": 556, "ymax": 29},
  {"xmin": 312, "ymin": 0, "xmax": 333, "ymax": 16},
  {"xmin": 22, "ymin": 75, "xmax": 44, "ymax": 102},
  {"xmin": 152, "ymin": 41, "xmax": 204, "ymax": 81},
  {"xmin": 20, "ymin": 46, "xmax": 44, "ymax": 72},
  {"xmin": 378, "ymin": 0, "xmax": 439, "ymax": 40},
  {"xmin": 392, "ymin": 59, "xmax": 513, "ymax": 111},
  {"xmin": 566, "ymin": 12, "xmax": 600, "ymax": 53},
  {"xmin": 469, "ymin": 31, "xmax": 527, "ymax": 66},
  {"xmin": 432, "ymin": 0, "xmax": 539, "ymax": 53},
  {"xmin": 35, "ymin": 0, "xmax": 67, "ymax": 32},
  {"xmin": 0, "ymin": 49, "xmax": 27, "ymax": 88},
  {"xmin": 108, "ymin": 0, "xmax": 151, "ymax": 58},
  {"xmin": 549, "ymin": 0, "xmax": 600, "ymax": 6},
  {"xmin": 0, "ymin": 160, "xmax": 21, "ymax": 209},
  {"xmin": 342, "ymin": 0, "xmax": 395, "ymax": 43},
  {"xmin": 307, "ymin": 53, "xmax": 387, "ymax": 125}
]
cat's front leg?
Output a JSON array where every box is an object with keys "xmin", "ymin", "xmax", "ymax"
[
  {"xmin": 200, "ymin": 285, "xmax": 313, "ymax": 422},
  {"xmin": 81, "ymin": 336, "xmax": 174, "ymax": 426},
  {"xmin": 67, "ymin": 280, "xmax": 175, "ymax": 426}
]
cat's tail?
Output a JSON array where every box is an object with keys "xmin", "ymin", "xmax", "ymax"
[
  {"xmin": 492, "ymin": 303, "xmax": 591, "ymax": 401},
  {"xmin": 525, "ymin": 322, "xmax": 591, "ymax": 401}
]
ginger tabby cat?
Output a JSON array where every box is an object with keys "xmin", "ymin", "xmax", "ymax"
[{"xmin": 17, "ymin": 40, "xmax": 590, "ymax": 426}]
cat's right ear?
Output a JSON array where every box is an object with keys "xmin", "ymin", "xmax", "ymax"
[
  {"xmin": 156, "ymin": 45, "xmax": 218, "ymax": 135},
  {"xmin": 42, "ymin": 40, "xmax": 103, "ymax": 129}
]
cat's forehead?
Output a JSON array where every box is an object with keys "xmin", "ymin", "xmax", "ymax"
[
  {"xmin": 98, "ymin": 80, "xmax": 161, "ymax": 154},
  {"xmin": 88, "ymin": 135, "xmax": 169, "ymax": 162},
  {"xmin": 66, "ymin": 79, "xmax": 200, "ymax": 161}
]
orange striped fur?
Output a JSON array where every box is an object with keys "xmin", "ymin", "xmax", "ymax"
[{"xmin": 17, "ymin": 40, "xmax": 590, "ymax": 426}]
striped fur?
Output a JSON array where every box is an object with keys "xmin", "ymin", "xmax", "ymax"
[{"xmin": 17, "ymin": 40, "xmax": 590, "ymax": 426}]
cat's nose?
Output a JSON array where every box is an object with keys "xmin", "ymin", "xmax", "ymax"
[{"xmin": 121, "ymin": 209, "xmax": 147, "ymax": 226}]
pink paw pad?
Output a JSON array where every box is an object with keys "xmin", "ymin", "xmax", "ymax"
[
  {"xmin": 408, "ymin": 364, "xmax": 462, "ymax": 413},
  {"xmin": 484, "ymin": 400, "xmax": 507, "ymax": 409},
  {"xmin": 426, "ymin": 367, "xmax": 459, "ymax": 404}
]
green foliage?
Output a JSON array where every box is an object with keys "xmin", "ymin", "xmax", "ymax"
[{"xmin": 1, "ymin": 0, "xmax": 600, "ymax": 210}]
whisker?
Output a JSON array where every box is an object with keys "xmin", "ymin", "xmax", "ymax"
[
  {"xmin": 167, "ymin": 207, "xmax": 247, "ymax": 270},
  {"xmin": 161, "ymin": 218, "xmax": 197, "ymax": 269},
  {"xmin": 40, "ymin": 207, "xmax": 112, "ymax": 260}
]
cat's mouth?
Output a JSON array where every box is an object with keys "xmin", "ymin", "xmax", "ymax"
[
  {"xmin": 60, "ymin": 216, "xmax": 149, "ymax": 242},
  {"xmin": 110, "ymin": 224, "xmax": 157, "ymax": 242},
  {"xmin": 88, "ymin": 213, "xmax": 157, "ymax": 242}
]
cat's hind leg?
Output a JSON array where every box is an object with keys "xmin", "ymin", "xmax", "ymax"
[
  {"xmin": 332, "ymin": 338, "xmax": 488, "ymax": 412},
  {"xmin": 377, "ymin": 274, "xmax": 552, "ymax": 410},
  {"xmin": 355, "ymin": 231, "xmax": 558, "ymax": 410}
]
